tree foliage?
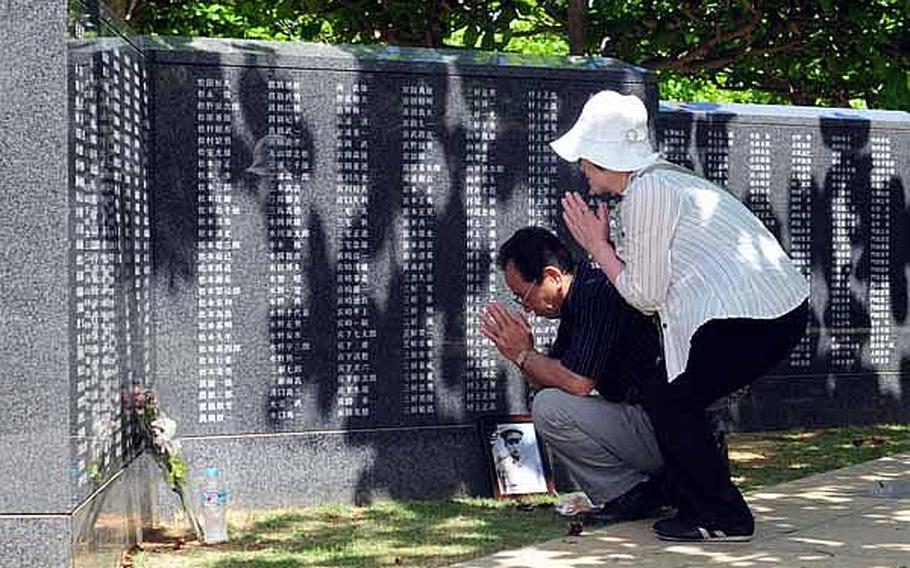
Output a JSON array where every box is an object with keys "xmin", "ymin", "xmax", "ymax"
[
  {"xmin": 587, "ymin": 0, "xmax": 908, "ymax": 109},
  {"xmin": 121, "ymin": 0, "xmax": 908, "ymax": 109}
]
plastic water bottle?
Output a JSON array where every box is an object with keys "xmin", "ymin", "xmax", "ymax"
[{"xmin": 201, "ymin": 466, "xmax": 228, "ymax": 544}]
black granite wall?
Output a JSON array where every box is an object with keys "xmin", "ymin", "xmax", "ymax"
[
  {"xmin": 67, "ymin": 2, "xmax": 157, "ymax": 565},
  {"xmin": 4, "ymin": 3, "xmax": 909, "ymax": 552},
  {"xmin": 137, "ymin": 40, "xmax": 910, "ymax": 509},
  {"xmin": 68, "ymin": 33, "xmax": 152, "ymax": 505},
  {"xmin": 143, "ymin": 39, "xmax": 656, "ymax": 506},
  {"xmin": 147, "ymin": 39, "xmax": 654, "ymax": 433},
  {"xmin": 658, "ymin": 102, "xmax": 910, "ymax": 430}
]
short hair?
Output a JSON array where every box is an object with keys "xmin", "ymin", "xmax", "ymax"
[{"xmin": 497, "ymin": 227, "xmax": 576, "ymax": 283}]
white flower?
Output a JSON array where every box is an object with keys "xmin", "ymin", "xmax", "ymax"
[
  {"xmin": 159, "ymin": 438, "xmax": 182, "ymax": 455},
  {"xmin": 152, "ymin": 416, "xmax": 177, "ymax": 444}
]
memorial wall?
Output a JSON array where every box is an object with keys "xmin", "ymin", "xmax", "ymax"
[
  {"xmin": 1, "ymin": 0, "xmax": 908, "ymax": 563},
  {"xmin": 141, "ymin": 41, "xmax": 910, "ymax": 510},
  {"xmin": 69, "ymin": 26, "xmax": 152, "ymax": 508},
  {"xmin": 658, "ymin": 103, "xmax": 909, "ymax": 429},
  {"xmin": 147, "ymin": 38, "xmax": 657, "ymax": 507}
]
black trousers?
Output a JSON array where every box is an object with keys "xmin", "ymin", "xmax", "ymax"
[{"xmin": 638, "ymin": 301, "xmax": 809, "ymax": 530}]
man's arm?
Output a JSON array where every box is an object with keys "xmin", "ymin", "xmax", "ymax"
[
  {"xmin": 518, "ymin": 349, "xmax": 595, "ymax": 396},
  {"xmin": 479, "ymin": 302, "xmax": 595, "ymax": 397}
]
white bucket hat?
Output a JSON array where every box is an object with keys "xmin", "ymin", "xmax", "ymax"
[{"xmin": 550, "ymin": 90, "xmax": 659, "ymax": 172}]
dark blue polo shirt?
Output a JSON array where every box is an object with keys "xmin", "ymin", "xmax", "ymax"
[{"xmin": 548, "ymin": 261, "xmax": 662, "ymax": 403}]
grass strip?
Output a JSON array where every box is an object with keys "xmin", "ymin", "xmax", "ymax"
[{"xmin": 130, "ymin": 424, "xmax": 910, "ymax": 568}]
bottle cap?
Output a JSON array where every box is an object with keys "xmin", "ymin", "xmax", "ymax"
[{"xmin": 205, "ymin": 466, "xmax": 220, "ymax": 478}]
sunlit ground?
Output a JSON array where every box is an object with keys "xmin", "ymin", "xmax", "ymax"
[
  {"xmin": 729, "ymin": 424, "xmax": 910, "ymax": 491},
  {"xmin": 129, "ymin": 424, "xmax": 910, "ymax": 568}
]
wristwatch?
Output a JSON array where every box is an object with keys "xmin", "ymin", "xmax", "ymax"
[{"xmin": 515, "ymin": 349, "xmax": 535, "ymax": 371}]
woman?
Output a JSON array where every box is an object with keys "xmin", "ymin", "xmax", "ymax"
[{"xmin": 551, "ymin": 90, "xmax": 808, "ymax": 542}]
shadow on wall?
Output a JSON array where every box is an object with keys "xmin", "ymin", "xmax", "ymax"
[
  {"xmin": 148, "ymin": 41, "xmax": 661, "ymax": 503},
  {"xmin": 145, "ymin": 38, "xmax": 910, "ymax": 505},
  {"xmin": 67, "ymin": 0, "xmax": 156, "ymax": 506},
  {"xmin": 334, "ymin": 50, "xmax": 524, "ymax": 503},
  {"xmin": 334, "ymin": 54, "xmax": 653, "ymax": 503},
  {"xmin": 147, "ymin": 42, "xmax": 522, "ymax": 503},
  {"xmin": 659, "ymin": 107, "xmax": 909, "ymax": 430}
]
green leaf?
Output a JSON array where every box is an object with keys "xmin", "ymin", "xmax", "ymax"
[{"xmin": 879, "ymin": 68, "xmax": 910, "ymax": 110}]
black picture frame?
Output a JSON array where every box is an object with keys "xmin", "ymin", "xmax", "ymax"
[{"xmin": 480, "ymin": 414, "xmax": 555, "ymax": 499}]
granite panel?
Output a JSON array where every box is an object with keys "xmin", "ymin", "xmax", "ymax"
[
  {"xmin": 739, "ymin": 373, "xmax": 910, "ymax": 430},
  {"xmin": 67, "ymin": 35, "xmax": 153, "ymax": 505},
  {"xmin": 657, "ymin": 105, "xmax": 910, "ymax": 430},
  {"xmin": 64, "ymin": 0, "xmax": 154, "ymax": 511},
  {"xmin": 157, "ymin": 426, "xmax": 488, "ymax": 518},
  {"xmin": 0, "ymin": 0, "xmax": 73, "ymax": 514},
  {"xmin": 149, "ymin": 49, "xmax": 654, "ymax": 438},
  {"xmin": 0, "ymin": 517, "xmax": 72, "ymax": 568}
]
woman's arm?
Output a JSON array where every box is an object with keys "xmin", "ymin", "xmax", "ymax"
[
  {"xmin": 561, "ymin": 176, "xmax": 681, "ymax": 313},
  {"xmin": 561, "ymin": 194, "xmax": 624, "ymax": 284},
  {"xmin": 614, "ymin": 175, "xmax": 680, "ymax": 313}
]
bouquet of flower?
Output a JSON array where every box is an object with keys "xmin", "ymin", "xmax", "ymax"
[{"xmin": 132, "ymin": 387, "xmax": 203, "ymax": 541}]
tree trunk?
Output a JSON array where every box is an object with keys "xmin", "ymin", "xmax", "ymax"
[
  {"xmin": 105, "ymin": 0, "xmax": 142, "ymax": 21},
  {"xmin": 425, "ymin": 0, "xmax": 449, "ymax": 47},
  {"xmin": 567, "ymin": 0, "xmax": 587, "ymax": 55}
]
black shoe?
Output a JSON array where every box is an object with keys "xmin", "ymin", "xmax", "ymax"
[
  {"xmin": 653, "ymin": 515, "xmax": 753, "ymax": 542},
  {"xmin": 586, "ymin": 479, "xmax": 667, "ymax": 524}
]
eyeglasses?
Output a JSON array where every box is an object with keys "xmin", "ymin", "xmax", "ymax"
[{"xmin": 511, "ymin": 280, "xmax": 537, "ymax": 309}]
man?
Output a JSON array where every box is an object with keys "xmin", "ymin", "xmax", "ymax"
[{"xmin": 479, "ymin": 226, "xmax": 666, "ymax": 522}]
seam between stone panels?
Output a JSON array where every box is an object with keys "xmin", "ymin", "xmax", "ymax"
[
  {"xmin": 0, "ymin": 514, "xmax": 71, "ymax": 520},
  {"xmin": 68, "ymin": 464, "xmax": 128, "ymax": 518},
  {"xmin": 181, "ymin": 424, "xmax": 477, "ymax": 441}
]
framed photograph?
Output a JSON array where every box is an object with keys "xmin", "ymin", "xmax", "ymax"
[{"xmin": 481, "ymin": 414, "xmax": 555, "ymax": 499}]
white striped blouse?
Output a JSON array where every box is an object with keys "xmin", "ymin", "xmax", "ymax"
[{"xmin": 612, "ymin": 161, "xmax": 809, "ymax": 382}]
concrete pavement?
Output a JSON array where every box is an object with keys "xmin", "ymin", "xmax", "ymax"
[{"xmin": 450, "ymin": 453, "xmax": 910, "ymax": 567}]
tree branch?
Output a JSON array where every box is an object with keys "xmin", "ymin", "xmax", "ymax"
[
  {"xmin": 680, "ymin": 6, "xmax": 760, "ymax": 64},
  {"xmin": 641, "ymin": 4, "xmax": 769, "ymax": 71},
  {"xmin": 508, "ymin": 25, "xmax": 564, "ymax": 38},
  {"xmin": 536, "ymin": 0, "xmax": 565, "ymax": 25},
  {"xmin": 645, "ymin": 37, "xmax": 804, "ymax": 72}
]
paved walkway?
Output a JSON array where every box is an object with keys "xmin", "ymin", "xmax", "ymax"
[{"xmin": 450, "ymin": 453, "xmax": 910, "ymax": 567}]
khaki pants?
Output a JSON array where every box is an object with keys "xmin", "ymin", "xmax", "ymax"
[{"xmin": 532, "ymin": 388, "xmax": 663, "ymax": 505}]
